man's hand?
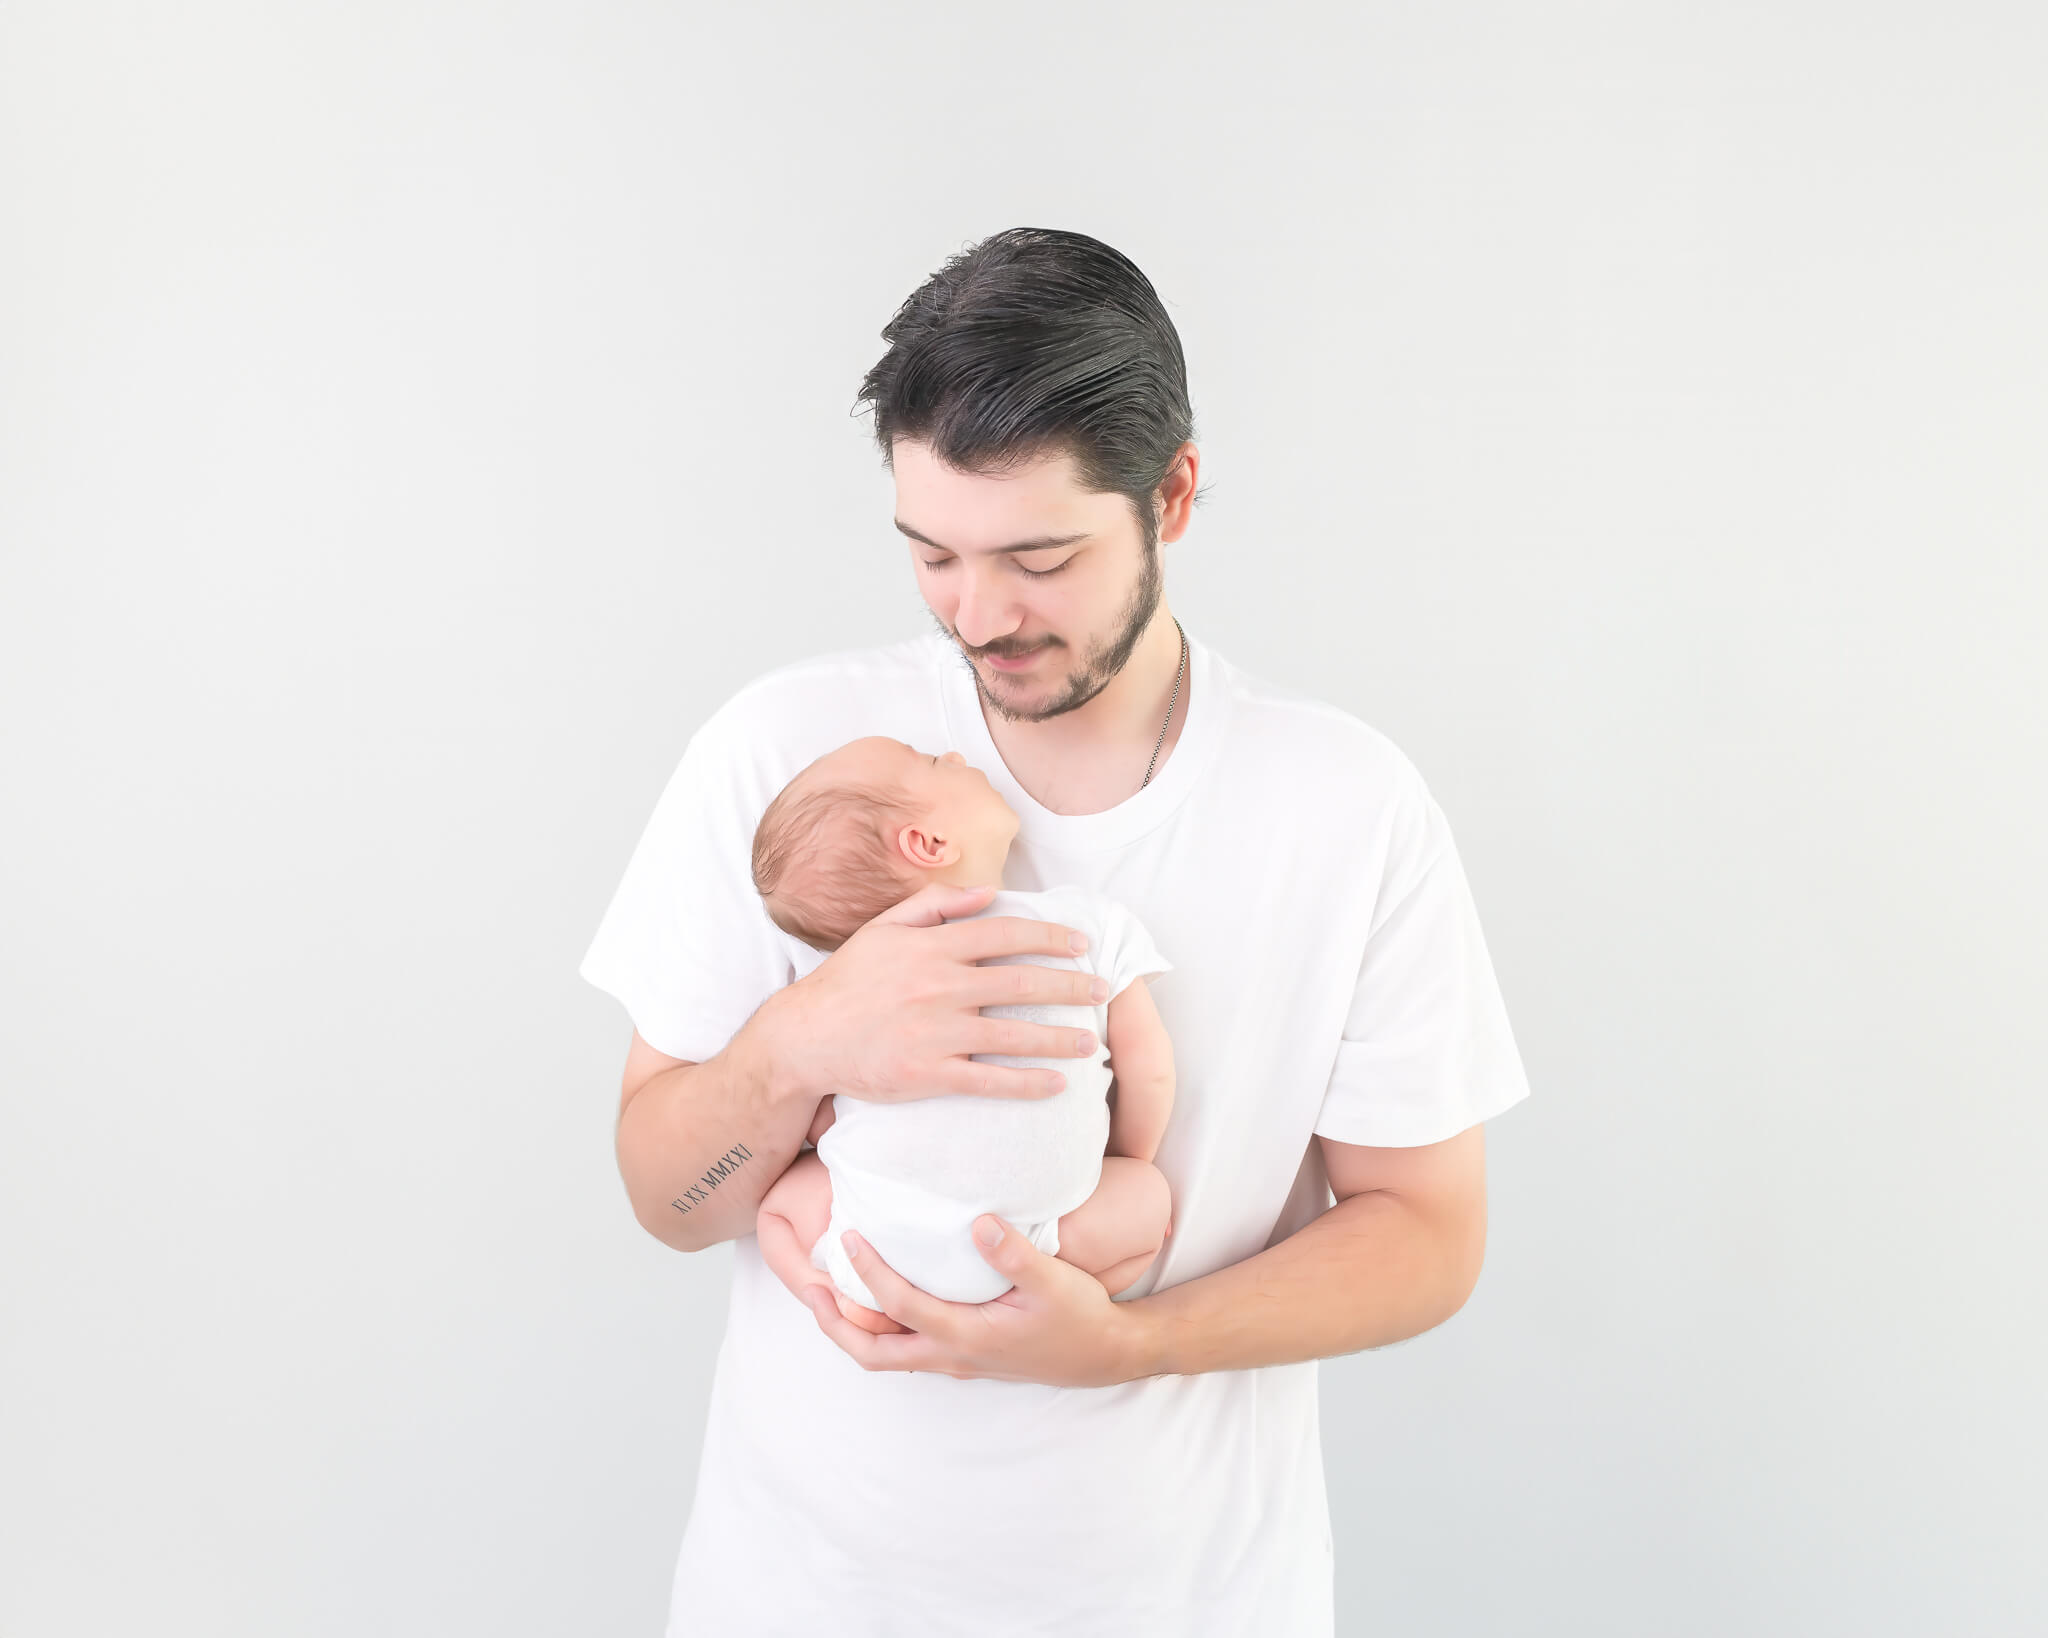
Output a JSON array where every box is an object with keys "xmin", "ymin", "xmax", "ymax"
[
  {"xmin": 775, "ymin": 881, "xmax": 1109, "ymax": 1112},
  {"xmin": 798, "ymin": 1214, "xmax": 1150, "ymax": 1388}
]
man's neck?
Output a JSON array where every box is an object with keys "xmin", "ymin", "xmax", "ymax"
[{"xmin": 978, "ymin": 610, "xmax": 1188, "ymax": 817}]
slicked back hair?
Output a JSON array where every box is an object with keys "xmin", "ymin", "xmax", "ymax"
[{"xmin": 854, "ymin": 227, "xmax": 1203, "ymax": 550}]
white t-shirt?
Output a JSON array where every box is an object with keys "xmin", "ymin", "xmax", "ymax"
[
  {"xmin": 810, "ymin": 884, "xmax": 1173, "ymax": 1307},
  {"xmin": 579, "ymin": 628, "xmax": 1532, "ymax": 1638}
]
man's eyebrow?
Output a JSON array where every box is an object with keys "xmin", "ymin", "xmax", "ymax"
[{"xmin": 894, "ymin": 520, "xmax": 1091, "ymax": 556}]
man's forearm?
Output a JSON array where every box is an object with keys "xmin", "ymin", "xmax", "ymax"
[
  {"xmin": 615, "ymin": 987, "xmax": 816, "ymax": 1254},
  {"xmin": 1120, "ymin": 1190, "xmax": 1483, "ymax": 1378}
]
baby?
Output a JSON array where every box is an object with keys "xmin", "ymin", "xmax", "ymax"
[{"xmin": 751, "ymin": 735, "xmax": 1178, "ymax": 1337}]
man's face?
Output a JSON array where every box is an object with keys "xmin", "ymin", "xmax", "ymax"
[{"xmin": 892, "ymin": 437, "xmax": 1165, "ymax": 726}]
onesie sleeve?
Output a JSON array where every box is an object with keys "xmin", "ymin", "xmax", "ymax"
[
  {"xmin": 577, "ymin": 697, "xmax": 795, "ymax": 1065},
  {"xmin": 1312, "ymin": 763, "xmax": 1531, "ymax": 1148},
  {"xmin": 1097, "ymin": 896, "xmax": 1174, "ymax": 1001}
]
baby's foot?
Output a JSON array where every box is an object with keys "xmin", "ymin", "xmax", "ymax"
[{"xmin": 835, "ymin": 1291, "xmax": 913, "ymax": 1335}]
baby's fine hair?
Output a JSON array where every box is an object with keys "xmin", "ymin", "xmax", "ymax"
[{"xmin": 751, "ymin": 766, "xmax": 926, "ymax": 953}]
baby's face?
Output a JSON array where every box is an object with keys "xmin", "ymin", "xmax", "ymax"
[{"xmin": 813, "ymin": 735, "xmax": 1020, "ymax": 861}]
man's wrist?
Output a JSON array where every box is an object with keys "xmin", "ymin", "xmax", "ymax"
[
  {"xmin": 1117, "ymin": 1296, "xmax": 1168, "ymax": 1382},
  {"xmin": 731, "ymin": 980, "xmax": 814, "ymax": 1121}
]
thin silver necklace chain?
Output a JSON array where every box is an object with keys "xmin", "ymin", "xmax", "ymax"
[{"xmin": 1140, "ymin": 617, "xmax": 1188, "ymax": 789}]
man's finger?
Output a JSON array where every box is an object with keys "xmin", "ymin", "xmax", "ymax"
[
  {"xmin": 971, "ymin": 1215, "xmax": 1048, "ymax": 1292},
  {"xmin": 875, "ymin": 880, "xmax": 998, "ymax": 927},
  {"xmin": 937, "ymin": 914, "xmax": 1091, "ymax": 963},
  {"xmin": 804, "ymin": 1285, "xmax": 946, "ymax": 1372},
  {"xmin": 840, "ymin": 1231, "xmax": 959, "ymax": 1343}
]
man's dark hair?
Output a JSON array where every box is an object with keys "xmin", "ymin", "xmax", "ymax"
[{"xmin": 854, "ymin": 227, "xmax": 1208, "ymax": 549}]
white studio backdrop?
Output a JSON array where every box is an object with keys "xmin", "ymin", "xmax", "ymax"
[{"xmin": 2, "ymin": 3, "xmax": 2042, "ymax": 1634}]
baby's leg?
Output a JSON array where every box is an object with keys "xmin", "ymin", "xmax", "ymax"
[
  {"xmin": 755, "ymin": 1150, "xmax": 909, "ymax": 1337},
  {"xmin": 1053, "ymin": 1157, "xmax": 1174, "ymax": 1297}
]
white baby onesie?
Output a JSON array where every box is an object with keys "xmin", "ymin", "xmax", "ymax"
[{"xmin": 809, "ymin": 883, "xmax": 1173, "ymax": 1309}]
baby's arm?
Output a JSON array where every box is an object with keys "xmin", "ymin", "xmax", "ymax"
[{"xmin": 1103, "ymin": 976, "xmax": 1175, "ymax": 1164}]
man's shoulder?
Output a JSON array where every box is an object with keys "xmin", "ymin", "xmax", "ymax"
[
  {"xmin": 1211, "ymin": 649, "xmax": 1425, "ymax": 802},
  {"xmin": 722, "ymin": 631, "xmax": 942, "ymax": 714},
  {"xmin": 696, "ymin": 632, "xmax": 946, "ymax": 743}
]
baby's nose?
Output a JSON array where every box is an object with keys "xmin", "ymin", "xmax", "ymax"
[{"xmin": 942, "ymin": 750, "xmax": 965, "ymax": 765}]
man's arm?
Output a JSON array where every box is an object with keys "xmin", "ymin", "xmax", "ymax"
[
  {"xmin": 613, "ymin": 987, "xmax": 819, "ymax": 1255},
  {"xmin": 606, "ymin": 882, "xmax": 1111, "ymax": 1256},
  {"xmin": 1119, "ymin": 1124, "xmax": 1490, "ymax": 1378}
]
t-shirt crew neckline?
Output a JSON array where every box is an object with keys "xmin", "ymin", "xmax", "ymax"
[{"xmin": 932, "ymin": 625, "xmax": 1231, "ymax": 854}]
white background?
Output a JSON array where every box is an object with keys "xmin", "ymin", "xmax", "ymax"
[{"xmin": 3, "ymin": 3, "xmax": 2043, "ymax": 1633}]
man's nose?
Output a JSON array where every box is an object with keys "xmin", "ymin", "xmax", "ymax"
[{"xmin": 952, "ymin": 570, "xmax": 1018, "ymax": 647}]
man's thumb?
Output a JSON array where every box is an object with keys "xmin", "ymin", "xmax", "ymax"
[{"xmin": 880, "ymin": 880, "xmax": 995, "ymax": 927}]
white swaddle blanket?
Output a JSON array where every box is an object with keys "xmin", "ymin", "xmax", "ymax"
[{"xmin": 808, "ymin": 883, "xmax": 1172, "ymax": 1308}]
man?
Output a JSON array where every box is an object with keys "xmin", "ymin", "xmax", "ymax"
[{"xmin": 579, "ymin": 226, "xmax": 1531, "ymax": 1636}]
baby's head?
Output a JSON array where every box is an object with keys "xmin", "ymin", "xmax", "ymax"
[{"xmin": 752, "ymin": 736, "xmax": 1020, "ymax": 953}]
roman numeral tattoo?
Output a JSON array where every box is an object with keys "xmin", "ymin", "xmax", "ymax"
[{"xmin": 669, "ymin": 1142, "xmax": 754, "ymax": 1215}]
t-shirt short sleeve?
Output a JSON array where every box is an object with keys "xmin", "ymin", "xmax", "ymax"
[
  {"xmin": 1313, "ymin": 765, "xmax": 1531, "ymax": 1148},
  {"xmin": 1094, "ymin": 895, "xmax": 1174, "ymax": 1001},
  {"xmin": 577, "ymin": 700, "xmax": 794, "ymax": 1065}
]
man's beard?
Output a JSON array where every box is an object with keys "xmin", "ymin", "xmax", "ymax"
[{"xmin": 937, "ymin": 537, "xmax": 1164, "ymax": 726}]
